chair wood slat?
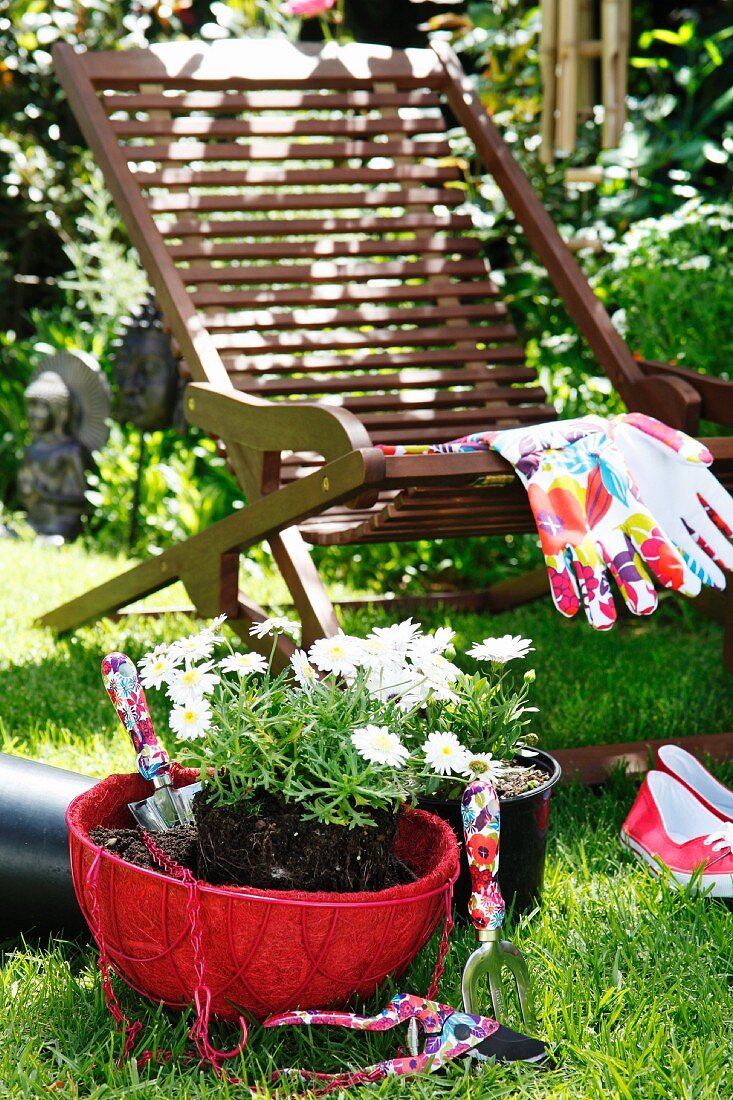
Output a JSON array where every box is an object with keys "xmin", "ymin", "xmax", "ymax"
[
  {"xmin": 112, "ymin": 115, "xmax": 446, "ymax": 138},
  {"xmin": 230, "ymin": 366, "xmax": 538, "ymax": 396},
  {"xmin": 191, "ymin": 280, "xmax": 500, "ymax": 309},
  {"xmin": 210, "ymin": 323, "xmax": 518, "ymax": 355},
  {"xmin": 104, "ymin": 89, "xmax": 443, "ymax": 112},
  {"xmin": 159, "ymin": 211, "xmax": 473, "ymax": 239},
  {"xmin": 170, "ymin": 236, "xmax": 480, "ymax": 263},
  {"xmin": 83, "ymin": 40, "xmax": 447, "ymax": 90},
  {"xmin": 147, "ymin": 188, "xmax": 464, "ymax": 213},
  {"xmin": 221, "ymin": 355, "xmax": 531, "ymax": 392},
  {"xmin": 200, "ymin": 302, "xmax": 509, "ymax": 332},
  {"xmin": 135, "ymin": 164, "xmax": 460, "ymax": 190},
  {"xmin": 321, "ymin": 385, "xmax": 548, "ymax": 413},
  {"xmin": 125, "ymin": 138, "xmax": 453, "ymax": 164},
  {"xmin": 363, "ymin": 407, "xmax": 555, "ymax": 438},
  {"xmin": 181, "ymin": 258, "xmax": 489, "ymax": 286}
]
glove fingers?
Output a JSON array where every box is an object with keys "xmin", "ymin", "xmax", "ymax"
[
  {"xmin": 597, "ymin": 529, "xmax": 658, "ymax": 616},
  {"xmin": 672, "ymin": 522, "xmax": 728, "ymax": 589},
  {"xmin": 544, "ymin": 549, "xmax": 582, "ymax": 619},
  {"xmin": 687, "ymin": 505, "xmax": 733, "ymax": 576},
  {"xmin": 571, "ymin": 542, "xmax": 617, "ymax": 630},
  {"xmin": 614, "ymin": 413, "xmax": 713, "ymax": 466},
  {"xmin": 693, "ymin": 472, "xmax": 733, "ymax": 556},
  {"xmin": 624, "ymin": 514, "xmax": 702, "ymax": 597}
]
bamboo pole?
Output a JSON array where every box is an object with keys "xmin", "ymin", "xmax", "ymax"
[
  {"xmin": 615, "ymin": 0, "xmax": 630, "ymax": 142},
  {"xmin": 538, "ymin": 0, "xmax": 558, "ymax": 165},
  {"xmin": 565, "ymin": 165, "xmax": 604, "ymax": 183},
  {"xmin": 601, "ymin": 0, "xmax": 620, "ymax": 147},
  {"xmin": 556, "ymin": 0, "xmax": 579, "ymax": 155},
  {"xmin": 577, "ymin": 0, "xmax": 595, "ymax": 120}
]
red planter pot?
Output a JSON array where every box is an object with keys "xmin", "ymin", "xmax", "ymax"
[{"xmin": 67, "ymin": 771, "xmax": 459, "ymax": 1022}]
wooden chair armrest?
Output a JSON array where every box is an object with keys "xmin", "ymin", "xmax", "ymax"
[
  {"xmin": 634, "ymin": 357, "xmax": 733, "ymax": 429},
  {"xmin": 184, "ymin": 383, "xmax": 373, "ymax": 461}
]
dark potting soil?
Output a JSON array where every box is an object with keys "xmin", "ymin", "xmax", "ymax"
[
  {"xmin": 90, "ymin": 799, "xmax": 417, "ymax": 893},
  {"xmin": 90, "ymin": 824, "xmax": 199, "ymax": 873},
  {"xmin": 194, "ymin": 791, "xmax": 417, "ymax": 893}
]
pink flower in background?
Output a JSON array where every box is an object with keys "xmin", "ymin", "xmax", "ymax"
[{"xmin": 281, "ymin": 0, "xmax": 335, "ymax": 16}]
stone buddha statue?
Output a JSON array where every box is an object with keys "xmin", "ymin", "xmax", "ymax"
[
  {"xmin": 18, "ymin": 352, "xmax": 111, "ymax": 542},
  {"xmin": 18, "ymin": 371, "xmax": 88, "ymax": 540},
  {"xmin": 112, "ymin": 296, "xmax": 181, "ymax": 431}
]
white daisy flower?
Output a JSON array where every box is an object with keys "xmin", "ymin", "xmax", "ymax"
[
  {"xmin": 169, "ymin": 698, "xmax": 213, "ymax": 740},
  {"xmin": 220, "ymin": 652, "xmax": 268, "ymax": 676},
  {"xmin": 351, "ymin": 725, "xmax": 410, "ymax": 768},
  {"xmin": 463, "ymin": 752, "xmax": 513, "ymax": 784},
  {"xmin": 366, "ymin": 619, "xmax": 423, "ymax": 657},
  {"xmin": 138, "ymin": 644, "xmax": 182, "ymax": 690},
  {"xmin": 365, "ymin": 661, "xmax": 417, "ymax": 702},
  {"xmin": 249, "ymin": 616, "xmax": 301, "ymax": 640},
  {"xmin": 467, "ymin": 634, "xmax": 534, "ymax": 664},
  {"xmin": 290, "ymin": 648, "xmax": 318, "ymax": 689},
  {"xmin": 415, "ymin": 652, "xmax": 461, "ymax": 686},
  {"xmin": 407, "ymin": 627, "xmax": 455, "ymax": 660},
  {"xmin": 308, "ymin": 633, "xmax": 359, "ymax": 677},
  {"xmin": 422, "ymin": 731, "xmax": 469, "ymax": 776},
  {"xmin": 204, "ymin": 613, "xmax": 227, "ymax": 639},
  {"xmin": 353, "ymin": 635, "xmax": 405, "ymax": 671},
  {"xmin": 170, "ymin": 629, "xmax": 217, "ymax": 663},
  {"xmin": 166, "ymin": 661, "xmax": 220, "ymax": 705}
]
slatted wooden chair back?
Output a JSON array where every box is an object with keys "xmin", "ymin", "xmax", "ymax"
[
  {"xmin": 45, "ymin": 38, "xmax": 728, "ymax": 657},
  {"xmin": 55, "ymin": 40, "xmax": 559, "ymax": 472}
]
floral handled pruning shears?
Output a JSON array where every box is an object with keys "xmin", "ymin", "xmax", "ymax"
[
  {"xmin": 263, "ymin": 991, "xmax": 549, "ymax": 1083},
  {"xmin": 264, "ymin": 992, "xmax": 498, "ymax": 1078}
]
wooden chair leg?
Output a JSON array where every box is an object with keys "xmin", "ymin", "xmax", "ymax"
[
  {"xmin": 269, "ymin": 527, "xmax": 341, "ymax": 649},
  {"xmin": 39, "ymin": 550, "xmax": 184, "ymax": 633}
]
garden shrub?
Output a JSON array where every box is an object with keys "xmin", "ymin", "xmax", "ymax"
[{"xmin": 593, "ymin": 198, "xmax": 733, "ymax": 380}]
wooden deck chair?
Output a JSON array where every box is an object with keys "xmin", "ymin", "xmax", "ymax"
[{"xmin": 43, "ymin": 38, "xmax": 733, "ymax": 667}]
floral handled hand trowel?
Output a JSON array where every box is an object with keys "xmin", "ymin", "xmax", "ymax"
[
  {"xmin": 101, "ymin": 652, "xmax": 200, "ymax": 832},
  {"xmin": 460, "ymin": 778, "xmax": 536, "ymax": 1031}
]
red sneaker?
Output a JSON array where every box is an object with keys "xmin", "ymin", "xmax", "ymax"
[
  {"xmin": 620, "ymin": 771, "xmax": 733, "ymax": 896},
  {"xmin": 656, "ymin": 744, "xmax": 733, "ymax": 820}
]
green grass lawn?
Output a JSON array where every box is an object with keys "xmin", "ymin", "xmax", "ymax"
[{"xmin": 2, "ymin": 539, "xmax": 733, "ymax": 1098}]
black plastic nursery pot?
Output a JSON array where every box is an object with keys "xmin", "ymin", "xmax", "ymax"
[
  {"xmin": 0, "ymin": 753, "xmax": 96, "ymax": 939},
  {"xmin": 418, "ymin": 749, "xmax": 562, "ymax": 921}
]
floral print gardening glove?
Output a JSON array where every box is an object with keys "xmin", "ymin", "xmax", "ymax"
[
  {"xmin": 481, "ymin": 417, "xmax": 702, "ymax": 630},
  {"xmin": 609, "ymin": 412, "xmax": 733, "ymax": 590}
]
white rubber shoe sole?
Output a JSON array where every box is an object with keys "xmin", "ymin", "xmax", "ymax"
[{"xmin": 620, "ymin": 830, "xmax": 733, "ymax": 898}]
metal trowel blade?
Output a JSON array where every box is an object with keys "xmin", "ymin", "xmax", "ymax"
[{"xmin": 128, "ymin": 780, "xmax": 201, "ymax": 832}]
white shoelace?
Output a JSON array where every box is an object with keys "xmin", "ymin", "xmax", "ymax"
[{"xmin": 703, "ymin": 823, "xmax": 733, "ymax": 855}]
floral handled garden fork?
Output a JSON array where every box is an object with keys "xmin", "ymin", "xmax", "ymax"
[{"xmin": 460, "ymin": 777, "xmax": 537, "ymax": 1030}]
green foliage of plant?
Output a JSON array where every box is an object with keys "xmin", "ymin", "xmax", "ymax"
[
  {"xmin": 622, "ymin": 14, "xmax": 733, "ymax": 212},
  {"xmin": 592, "ymin": 198, "xmax": 733, "ymax": 381}
]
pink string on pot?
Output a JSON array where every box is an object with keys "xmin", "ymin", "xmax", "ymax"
[{"xmin": 141, "ymin": 831, "xmax": 249, "ymax": 1072}]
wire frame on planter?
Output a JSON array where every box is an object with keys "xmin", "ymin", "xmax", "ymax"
[{"xmin": 67, "ymin": 769, "xmax": 459, "ymax": 1026}]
